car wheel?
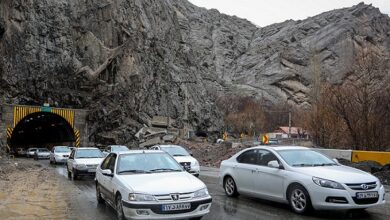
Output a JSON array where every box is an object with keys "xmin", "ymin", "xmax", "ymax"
[
  {"xmin": 224, "ymin": 176, "xmax": 239, "ymax": 197},
  {"xmin": 96, "ymin": 183, "xmax": 104, "ymax": 204},
  {"xmin": 71, "ymin": 169, "xmax": 78, "ymax": 180},
  {"xmin": 116, "ymin": 194, "xmax": 125, "ymax": 220},
  {"xmin": 288, "ymin": 184, "xmax": 312, "ymax": 214}
]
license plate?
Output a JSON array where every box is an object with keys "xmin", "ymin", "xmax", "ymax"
[
  {"xmin": 88, "ymin": 168, "xmax": 96, "ymax": 173},
  {"xmin": 162, "ymin": 203, "xmax": 191, "ymax": 211},
  {"xmin": 356, "ymin": 192, "xmax": 378, "ymax": 199}
]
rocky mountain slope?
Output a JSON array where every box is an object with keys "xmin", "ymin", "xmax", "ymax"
[{"xmin": 1, "ymin": 0, "xmax": 389, "ymax": 145}]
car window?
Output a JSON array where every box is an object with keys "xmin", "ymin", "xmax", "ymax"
[
  {"xmin": 257, "ymin": 150, "xmax": 278, "ymax": 166},
  {"xmin": 69, "ymin": 150, "xmax": 75, "ymax": 159},
  {"xmin": 108, "ymin": 154, "xmax": 117, "ymax": 172},
  {"xmin": 101, "ymin": 154, "xmax": 112, "ymax": 170},
  {"xmin": 117, "ymin": 153, "xmax": 182, "ymax": 174},
  {"xmin": 236, "ymin": 149, "xmax": 259, "ymax": 165},
  {"xmin": 277, "ymin": 149, "xmax": 337, "ymax": 167},
  {"xmin": 161, "ymin": 146, "xmax": 190, "ymax": 156},
  {"xmin": 75, "ymin": 149, "xmax": 103, "ymax": 158}
]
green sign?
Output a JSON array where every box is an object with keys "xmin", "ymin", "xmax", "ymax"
[{"xmin": 41, "ymin": 106, "xmax": 52, "ymax": 112}]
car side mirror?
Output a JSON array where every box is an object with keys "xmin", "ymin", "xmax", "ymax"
[
  {"xmin": 102, "ymin": 169, "xmax": 113, "ymax": 177},
  {"xmin": 332, "ymin": 158, "xmax": 339, "ymax": 164},
  {"xmin": 268, "ymin": 160, "xmax": 282, "ymax": 169}
]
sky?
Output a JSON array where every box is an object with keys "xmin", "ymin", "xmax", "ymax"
[{"xmin": 188, "ymin": 0, "xmax": 390, "ymax": 27}]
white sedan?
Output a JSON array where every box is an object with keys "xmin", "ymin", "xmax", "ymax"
[
  {"xmin": 219, "ymin": 146, "xmax": 386, "ymax": 214},
  {"xmin": 95, "ymin": 150, "xmax": 212, "ymax": 220}
]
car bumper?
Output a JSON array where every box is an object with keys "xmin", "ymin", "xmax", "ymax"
[
  {"xmin": 36, "ymin": 155, "xmax": 50, "ymax": 159},
  {"xmin": 189, "ymin": 166, "xmax": 200, "ymax": 176},
  {"xmin": 74, "ymin": 168, "xmax": 97, "ymax": 176},
  {"xmin": 308, "ymin": 183, "xmax": 386, "ymax": 210},
  {"xmin": 54, "ymin": 157, "xmax": 68, "ymax": 163},
  {"xmin": 122, "ymin": 197, "xmax": 212, "ymax": 219}
]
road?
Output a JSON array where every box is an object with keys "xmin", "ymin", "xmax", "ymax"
[{"xmin": 39, "ymin": 160, "xmax": 390, "ymax": 220}]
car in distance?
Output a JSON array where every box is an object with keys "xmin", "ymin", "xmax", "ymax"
[
  {"xmin": 95, "ymin": 150, "xmax": 212, "ymax": 220},
  {"xmin": 219, "ymin": 146, "xmax": 385, "ymax": 214},
  {"xmin": 34, "ymin": 148, "xmax": 50, "ymax": 160},
  {"xmin": 15, "ymin": 148, "xmax": 27, "ymax": 157},
  {"xmin": 50, "ymin": 146, "xmax": 71, "ymax": 164},
  {"xmin": 102, "ymin": 145, "xmax": 130, "ymax": 156},
  {"xmin": 67, "ymin": 147, "xmax": 105, "ymax": 180},
  {"xmin": 26, "ymin": 148, "xmax": 38, "ymax": 158},
  {"xmin": 150, "ymin": 145, "xmax": 200, "ymax": 177}
]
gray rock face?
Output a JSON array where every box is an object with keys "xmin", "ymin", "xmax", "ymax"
[{"xmin": 1, "ymin": 0, "xmax": 389, "ymax": 145}]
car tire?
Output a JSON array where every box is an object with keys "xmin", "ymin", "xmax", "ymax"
[
  {"xmin": 116, "ymin": 194, "xmax": 125, "ymax": 220},
  {"xmin": 224, "ymin": 176, "xmax": 239, "ymax": 197},
  {"xmin": 96, "ymin": 183, "xmax": 105, "ymax": 204},
  {"xmin": 288, "ymin": 184, "xmax": 312, "ymax": 214},
  {"xmin": 190, "ymin": 217, "xmax": 202, "ymax": 220},
  {"xmin": 50, "ymin": 159, "xmax": 53, "ymax": 164}
]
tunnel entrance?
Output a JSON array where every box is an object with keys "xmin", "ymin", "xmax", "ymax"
[{"xmin": 10, "ymin": 112, "xmax": 76, "ymax": 150}]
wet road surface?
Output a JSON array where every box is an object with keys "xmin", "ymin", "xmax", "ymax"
[{"xmin": 39, "ymin": 160, "xmax": 390, "ymax": 220}]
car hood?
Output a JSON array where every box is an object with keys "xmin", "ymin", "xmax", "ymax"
[
  {"xmin": 117, "ymin": 172, "xmax": 205, "ymax": 194},
  {"xmin": 293, "ymin": 165, "xmax": 378, "ymax": 183},
  {"xmin": 75, "ymin": 158, "xmax": 104, "ymax": 165},
  {"xmin": 173, "ymin": 156, "xmax": 197, "ymax": 164}
]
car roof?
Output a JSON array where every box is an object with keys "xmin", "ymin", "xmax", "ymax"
[
  {"xmin": 250, "ymin": 145, "xmax": 309, "ymax": 151},
  {"xmin": 116, "ymin": 150, "xmax": 166, "ymax": 155},
  {"xmin": 155, "ymin": 144, "xmax": 183, "ymax": 148}
]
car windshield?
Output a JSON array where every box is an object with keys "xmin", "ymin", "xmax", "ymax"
[
  {"xmin": 75, "ymin": 149, "xmax": 103, "ymax": 158},
  {"xmin": 55, "ymin": 147, "xmax": 70, "ymax": 153},
  {"xmin": 117, "ymin": 153, "xmax": 183, "ymax": 174},
  {"xmin": 110, "ymin": 145, "xmax": 129, "ymax": 152},
  {"xmin": 38, "ymin": 148, "xmax": 49, "ymax": 152},
  {"xmin": 161, "ymin": 146, "xmax": 190, "ymax": 156},
  {"xmin": 277, "ymin": 149, "xmax": 337, "ymax": 167}
]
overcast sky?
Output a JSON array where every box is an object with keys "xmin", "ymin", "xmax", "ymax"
[{"xmin": 188, "ymin": 0, "xmax": 390, "ymax": 27}]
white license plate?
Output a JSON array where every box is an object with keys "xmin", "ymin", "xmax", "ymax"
[
  {"xmin": 162, "ymin": 203, "xmax": 191, "ymax": 211},
  {"xmin": 88, "ymin": 169, "xmax": 96, "ymax": 173},
  {"xmin": 356, "ymin": 192, "xmax": 378, "ymax": 199}
]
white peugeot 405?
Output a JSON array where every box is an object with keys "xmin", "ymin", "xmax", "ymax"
[
  {"xmin": 95, "ymin": 150, "xmax": 212, "ymax": 220},
  {"xmin": 219, "ymin": 146, "xmax": 385, "ymax": 214}
]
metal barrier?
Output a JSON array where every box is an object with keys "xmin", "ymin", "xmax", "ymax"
[{"xmin": 351, "ymin": 151, "xmax": 390, "ymax": 165}]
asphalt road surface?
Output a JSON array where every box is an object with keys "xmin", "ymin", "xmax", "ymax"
[{"xmin": 38, "ymin": 160, "xmax": 390, "ymax": 220}]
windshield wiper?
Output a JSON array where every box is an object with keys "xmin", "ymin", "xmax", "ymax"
[
  {"xmin": 292, "ymin": 163, "xmax": 313, "ymax": 167},
  {"xmin": 149, "ymin": 168, "xmax": 182, "ymax": 172},
  {"xmin": 118, "ymin": 169, "xmax": 151, "ymax": 174},
  {"xmin": 172, "ymin": 154, "xmax": 186, "ymax": 156},
  {"xmin": 313, "ymin": 163, "xmax": 337, "ymax": 166}
]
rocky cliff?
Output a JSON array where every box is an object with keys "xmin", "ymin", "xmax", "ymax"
[{"xmin": 1, "ymin": 0, "xmax": 389, "ymax": 145}]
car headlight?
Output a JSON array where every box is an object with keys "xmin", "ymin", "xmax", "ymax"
[
  {"xmin": 194, "ymin": 188, "xmax": 209, "ymax": 198},
  {"xmin": 128, "ymin": 193, "xmax": 156, "ymax": 201},
  {"xmin": 76, "ymin": 164, "xmax": 87, "ymax": 169},
  {"xmin": 312, "ymin": 177, "xmax": 345, "ymax": 190}
]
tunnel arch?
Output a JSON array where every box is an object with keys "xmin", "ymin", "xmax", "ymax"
[{"xmin": 10, "ymin": 112, "xmax": 76, "ymax": 149}]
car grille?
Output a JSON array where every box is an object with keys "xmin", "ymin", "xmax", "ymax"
[
  {"xmin": 345, "ymin": 182, "xmax": 377, "ymax": 190},
  {"xmin": 352, "ymin": 197, "xmax": 379, "ymax": 205},
  {"xmin": 154, "ymin": 192, "xmax": 193, "ymax": 202},
  {"xmin": 86, "ymin": 164, "xmax": 98, "ymax": 168},
  {"xmin": 179, "ymin": 162, "xmax": 191, "ymax": 171}
]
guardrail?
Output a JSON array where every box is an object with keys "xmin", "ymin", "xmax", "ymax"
[{"xmin": 314, "ymin": 148, "xmax": 390, "ymax": 165}]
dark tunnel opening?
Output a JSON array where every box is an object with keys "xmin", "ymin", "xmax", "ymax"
[{"xmin": 10, "ymin": 112, "xmax": 75, "ymax": 150}]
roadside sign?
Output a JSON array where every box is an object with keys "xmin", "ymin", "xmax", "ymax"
[
  {"xmin": 262, "ymin": 134, "xmax": 269, "ymax": 144},
  {"xmin": 223, "ymin": 132, "xmax": 228, "ymax": 141}
]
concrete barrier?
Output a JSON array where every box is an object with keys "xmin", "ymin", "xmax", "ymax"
[
  {"xmin": 352, "ymin": 151, "xmax": 390, "ymax": 165},
  {"xmin": 313, "ymin": 148, "xmax": 352, "ymax": 161}
]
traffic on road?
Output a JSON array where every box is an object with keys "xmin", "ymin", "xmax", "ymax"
[{"xmin": 13, "ymin": 144, "xmax": 389, "ymax": 220}]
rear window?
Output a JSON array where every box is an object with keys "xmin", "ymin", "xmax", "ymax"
[{"xmin": 75, "ymin": 149, "xmax": 103, "ymax": 158}]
